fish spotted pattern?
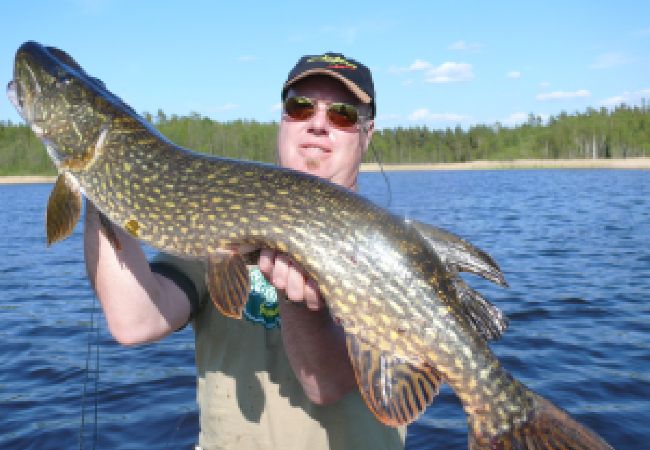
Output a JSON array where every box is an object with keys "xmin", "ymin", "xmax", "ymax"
[{"xmin": 7, "ymin": 41, "xmax": 614, "ymax": 449}]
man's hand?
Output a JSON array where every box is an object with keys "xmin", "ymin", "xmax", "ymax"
[
  {"xmin": 258, "ymin": 249, "xmax": 325, "ymax": 310},
  {"xmin": 257, "ymin": 248, "xmax": 355, "ymax": 405}
]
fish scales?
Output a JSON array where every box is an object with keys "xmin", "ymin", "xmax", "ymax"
[
  {"xmin": 8, "ymin": 41, "xmax": 614, "ymax": 449},
  {"xmin": 90, "ymin": 142, "xmax": 573, "ymax": 443}
]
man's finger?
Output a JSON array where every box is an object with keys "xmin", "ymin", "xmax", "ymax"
[
  {"xmin": 303, "ymin": 279, "xmax": 324, "ymax": 310},
  {"xmin": 258, "ymin": 249, "xmax": 275, "ymax": 274},
  {"xmin": 272, "ymin": 253, "xmax": 290, "ymax": 290},
  {"xmin": 286, "ymin": 262, "xmax": 305, "ymax": 302}
]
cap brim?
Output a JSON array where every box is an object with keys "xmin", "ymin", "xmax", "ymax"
[{"xmin": 282, "ymin": 68, "xmax": 372, "ymax": 104}]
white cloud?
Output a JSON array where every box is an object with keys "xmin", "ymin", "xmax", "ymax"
[
  {"xmin": 539, "ymin": 81, "xmax": 551, "ymax": 88},
  {"xmin": 536, "ymin": 90, "xmax": 591, "ymax": 101},
  {"xmin": 506, "ymin": 71, "xmax": 521, "ymax": 79},
  {"xmin": 448, "ymin": 40, "xmax": 483, "ymax": 52},
  {"xmin": 600, "ymin": 95, "xmax": 627, "ymax": 107},
  {"xmin": 409, "ymin": 59, "xmax": 433, "ymax": 71},
  {"xmin": 408, "ymin": 108, "xmax": 471, "ymax": 123},
  {"xmin": 600, "ymin": 89, "xmax": 650, "ymax": 107},
  {"xmin": 424, "ymin": 62, "xmax": 474, "ymax": 83},
  {"xmin": 271, "ymin": 102, "xmax": 282, "ymax": 112},
  {"xmin": 499, "ymin": 112, "xmax": 549, "ymax": 127},
  {"xmin": 589, "ymin": 52, "xmax": 629, "ymax": 69},
  {"xmin": 501, "ymin": 112, "xmax": 529, "ymax": 126},
  {"xmin": 390, "ymin": 59, "xmax": 432, "ymax": 73},
  {"xmin": 393, "ymin": 60, "xmax": 473, "ymax": 83}
]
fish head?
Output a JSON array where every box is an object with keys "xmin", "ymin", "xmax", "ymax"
[{"xmin": 7, "ymin": 41, "xmax": 140, "ymax": 172}]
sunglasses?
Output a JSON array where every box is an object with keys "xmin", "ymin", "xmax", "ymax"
[{"xmin": 283, "ymin": 96, "xmax": 365, "ymax": 128}]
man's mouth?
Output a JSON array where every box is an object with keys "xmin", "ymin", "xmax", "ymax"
[{"xmin": 300, "ymin": 144, "xmax": 332, "ymax": 155}]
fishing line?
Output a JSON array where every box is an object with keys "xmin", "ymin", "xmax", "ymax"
[
  {"xmin": 79, "ymin": 299, "xmax": 92, "ymax": 448},
  {"xmin": 368, "ymin": 141, "xmax": 392, "ymax": 208},
  {"xmin": 93, "ymin": 301, "xmax": 100, "ymax": 450},
  {"xmin": 164, "ymin": 407, "xmax": 194, "ymax": 450},
  {"xmin": 79, "ymin": 295, "xmax": 100, "ymax": 450}
]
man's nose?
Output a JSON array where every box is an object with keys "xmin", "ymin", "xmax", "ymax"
[{"xmin": 307, "ymin": 102, "xmax": 329, "ymax": 134}]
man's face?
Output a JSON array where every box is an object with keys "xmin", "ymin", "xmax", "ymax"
[{"xmin": 277, "ymin": 76, "xmax": 374, "ymax": 191}]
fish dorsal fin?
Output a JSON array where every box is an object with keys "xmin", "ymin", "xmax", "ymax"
[
  {"xmin": 46, "ymin": 173, "xmax": 81, "ymax": 246},
  {"xmin": 206, "ymin": 255, "xmax": 250, "ymax": 318},
  {"xmin": 346, "ymin": 335, "xmax": 442, "ymax": 426},
  {"xmin": 407, "ymin": 219, "xmax": 509, "ymax": 340},
  {"xmin": 407, "ymin": 219, "xmax": 508, "ymax": 287},
  {"xmin": 453, "ymin": 276, "xmax": 508, "ymax": 340}
]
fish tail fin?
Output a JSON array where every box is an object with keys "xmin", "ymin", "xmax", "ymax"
[{"xmin": 469, "ymin": 392, "xmax": 614, "ymax": 450}]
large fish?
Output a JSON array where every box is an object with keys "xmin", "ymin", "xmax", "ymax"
[{"xmin": 7, "ymin": 41, "xmax": 614, "ymax": 449}]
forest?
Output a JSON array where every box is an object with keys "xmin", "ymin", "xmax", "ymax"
[{"xmin": 1, "ymin": 104, "xmax": 649, "ymax": 176}]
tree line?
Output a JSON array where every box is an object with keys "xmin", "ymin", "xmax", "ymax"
[{"xmin": 1, "ymin": 104, "xmax": 649, "ymax": 176}]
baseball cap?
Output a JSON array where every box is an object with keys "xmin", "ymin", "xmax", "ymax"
[{"xmin": 282, "ymin": 52, "xmax": 376, "ymax": 118}]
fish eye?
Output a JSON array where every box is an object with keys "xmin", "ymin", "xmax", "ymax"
[{"xmin": 55, "ymin": 71, "xmax": 72, "ymax": 88}]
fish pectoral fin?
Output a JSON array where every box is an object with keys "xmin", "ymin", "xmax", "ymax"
[
  {"xmin": 453, "ymin": 275, "xmax": 508, "ymax": 340},
  {"xmin": 46, "ymin": 172, "xmax": 82, "ymax": 246},
  {"xmin": 345, "ymin": 334, "xmax": 442, "ymax": 426},
  {"xmin": 407, "ymin": 219, "xmax": 508, "ymax": 287},
  {"xmin": 206, "ymin": 254, "xmax": 250, "ymax": 319}
]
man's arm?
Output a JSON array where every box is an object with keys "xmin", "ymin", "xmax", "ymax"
[
  {"xmin": 259, "ymin": 250, "xmax": 357, "ymax": 405},
  {"xmin": 86, "ymin": 199, "xmax": 356, "ymax": 403},
  {"xmin": 84, "ymin": 201, "xmax": 190, "ymax": 345}
]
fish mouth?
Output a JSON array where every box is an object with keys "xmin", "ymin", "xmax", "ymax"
[
  {"xmin": 7, "ymin": 66, "xmax": 59, "ymax": 166},
  {"xmin": 7, "ymin": 76, "xmax": 47, "ymax": 141},
  {"xmin": 6, "ymin": 80, "xmax": 23, "ymax": 118}
]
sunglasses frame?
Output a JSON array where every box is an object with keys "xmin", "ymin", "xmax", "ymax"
[{"xmin": 283, "ymin": 95, "xmax": 367, "ymax": 129}]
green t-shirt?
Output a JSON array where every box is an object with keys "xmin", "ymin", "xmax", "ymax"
[{"xmin": 152, "ymin": 253, "xmax": 406, "ymax": 450}]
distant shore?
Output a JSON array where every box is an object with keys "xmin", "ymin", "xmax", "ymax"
[
  {"xmin": 2, "ymin": 158, "xmax": 649, "ymax": 184},
  {"xmin": 361, "ymin": 157, "xmax": 650, "ymax": 171}
]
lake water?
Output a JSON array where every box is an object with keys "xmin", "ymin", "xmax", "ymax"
[{"xmin": 1, "ymin": 169, "xmax": 648, "ymax": 449}]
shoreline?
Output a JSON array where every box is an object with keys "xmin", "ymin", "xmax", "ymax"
[
  {"xmin": 361, "ymin": 157, "xmax": 650, "ymax": 171},
  {"xmin": 1, "ymin": 158, "xmax": 649, "ymax": 184}
]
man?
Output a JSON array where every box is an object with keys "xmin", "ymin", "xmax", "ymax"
[{"xmin": 84, "ymin": 52, "xmax": 406, "ymax": 449}]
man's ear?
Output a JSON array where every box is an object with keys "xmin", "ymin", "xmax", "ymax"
[{"xmin": 360, "ymin": 119, "xmax": 374, "ymax": 154}]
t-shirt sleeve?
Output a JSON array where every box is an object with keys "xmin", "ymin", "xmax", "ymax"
[{"xmin": 150, "ymin": 253, "xmax": 208, "ymax": 322}]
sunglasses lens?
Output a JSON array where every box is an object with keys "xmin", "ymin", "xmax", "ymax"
[
  {"xmin": 284, "ymin": 96, "xmax": 360, "ymax": 128},
  {"xmin": 327, "ymin": 103, "xmax": 359, "ymax": 128},
  {"xmin": 284, "ymin": 96, "xmax": 315, "ymax": 120}
]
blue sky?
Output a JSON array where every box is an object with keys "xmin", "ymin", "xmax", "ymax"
[{"xmin": 2, "ymin": 1, "xmax": 649, "ymax": 130}]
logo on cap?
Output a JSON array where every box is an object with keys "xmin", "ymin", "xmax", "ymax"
[{"xmin": 307, "ymin": 54, "xmax": 357, "ymax": 70}]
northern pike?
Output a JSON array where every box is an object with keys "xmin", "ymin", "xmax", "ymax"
[{"xmin": 7, "ymin": 41, "xmax": 614, "ymax": 449}]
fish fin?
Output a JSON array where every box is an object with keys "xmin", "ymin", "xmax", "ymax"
[
  {"xmin": 46, "ymin": 173, "xmax": 81, "ymax": 246},
  {"xmin": 407, "ymin": 219, "xmax": 508, "ymax": 287},
  {"xmin": 470, "ymin": 392, "xmax": 614, "ymax": 450},
  {"xmin": 206, "ymin": 255, "xmax": 250, "ymax": 318},
  {"xmin": 453, "ymin": 275, "xmax": 508, "ymax": 340},
  {"xmin": 346, "ymin": 335, "xmax": 442, "ymax": 426}
]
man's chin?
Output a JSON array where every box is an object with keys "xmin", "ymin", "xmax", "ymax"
[{"xmin": 304, "ymin": 157, "xmax": 321, "ymax": 171}]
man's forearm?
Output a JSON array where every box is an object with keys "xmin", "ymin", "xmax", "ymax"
[
  {"xmin": 84, "ymin": 201, "xmax": 190, "ymax": 344},
  {"xmin": 279, "ymin": 298, "xmax": 357, "ymax": 405}
]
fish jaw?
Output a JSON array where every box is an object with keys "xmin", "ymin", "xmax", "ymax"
[{"xmin": 8, "ymin": 41, "xmax": 116, "ymax": 173}]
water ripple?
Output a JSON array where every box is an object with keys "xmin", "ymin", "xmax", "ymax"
[{"xmin": 2, "ymin": 172, "xmax": 649, "ymax": 448}]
